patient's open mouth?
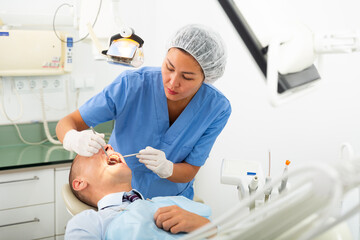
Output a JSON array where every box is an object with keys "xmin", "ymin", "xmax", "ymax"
[{"xmin": 107, "ymin": 154, "xmax": 121, "ymax": 165}]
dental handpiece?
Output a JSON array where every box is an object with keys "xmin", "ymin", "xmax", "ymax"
[
  {"xmin": 264, "ymin": 176, "xmax": 273, "ymax": 202},
  {"xmin": 248, "ymin": 175, "xmax": 258, "ymax": 194},
  {"xmin": 278, "ymin": 160, "xmax": 291, "ymax": 194},
  {"xmin": 90, "ymin": 126, "xmax": 109, "ymax": 160},
  {"xmin": 248, "ymin": 175, "xmax": 258, "ymax": 210}
]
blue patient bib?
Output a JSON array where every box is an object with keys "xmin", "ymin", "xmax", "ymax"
[{"xmin": 105, "ymin": 196, "xmax": 211, "ymax": 240}]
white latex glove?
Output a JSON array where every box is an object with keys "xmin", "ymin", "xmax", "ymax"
[
  {"xmin": 137, "ymin": 146, "xmax": 174, "ymax": 178},
  {"xmin": 63, "ymin": 129, "xmax": 106, "ymax": 157}
]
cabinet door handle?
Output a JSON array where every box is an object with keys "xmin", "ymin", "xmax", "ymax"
[
  {"xmin": 0, "ymin": 176, "xmax": 39, "ymax": 184},
  {"xmin": 0, "ymin": 217, "xmax": 40, "ymax": 228}
]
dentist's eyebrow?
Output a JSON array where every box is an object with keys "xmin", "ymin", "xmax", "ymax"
[
  {"xmin": 167, "ymin": 59, "xmax": 196, "ymax": 75},
  {"xmin": 166, "ymin": 59, "xmax": 175, "ymax": 69}
]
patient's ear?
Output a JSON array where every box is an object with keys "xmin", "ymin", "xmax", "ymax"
[{"xmin": 72, "ymin": 178, "xmax": 88, "ymax": 192}]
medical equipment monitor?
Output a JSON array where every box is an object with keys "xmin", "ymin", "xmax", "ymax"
[{"xmin": 218, "ymin": 0, "xmax": 320, "ymax": 94}]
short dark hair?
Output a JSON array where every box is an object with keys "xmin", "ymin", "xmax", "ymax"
[{"xmin": 69, "ymin": 155, "xmax": 97, "ymax": 208}]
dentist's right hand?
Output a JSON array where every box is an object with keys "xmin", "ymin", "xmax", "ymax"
[{"xmin": 63, "ymin": 129, "xmax": 106, "ymax": 156}]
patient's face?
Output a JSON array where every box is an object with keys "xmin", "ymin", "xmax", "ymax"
[{"xmin": 77, "ymin": 144, "xmax": 132, "ymax": 187}]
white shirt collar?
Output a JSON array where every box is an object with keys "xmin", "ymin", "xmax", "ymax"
[{"xmin": 97, "ymin": 189, "xmax": 144, "ymax": 210}]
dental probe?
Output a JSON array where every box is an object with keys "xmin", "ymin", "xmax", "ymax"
[
  {"xmin": 123, "ymin": 153, "xmax": 139, "ymax": 158},
  {"xmin": 90, "ymin": 126, "xmax": 110, "ymax": 160},
  {"xmin": 123, "ymin": 149, "xmax": 164, "ymax": 158}
]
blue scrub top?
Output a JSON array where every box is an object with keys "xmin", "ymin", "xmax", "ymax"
[{"xmin": 79, "ymin": 67, "xmax": 231, "ymax": 199}]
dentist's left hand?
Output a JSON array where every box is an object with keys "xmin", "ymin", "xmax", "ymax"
[{"xmin": 137, "ymin": 147, "xmax": 174, "ymax": 178}]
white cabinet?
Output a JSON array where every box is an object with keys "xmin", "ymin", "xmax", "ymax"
[
  {"xmin": 0, "ymin": 169, "xmax": 54, "ymax": 210},
  {"xmin": 55, "ymin": 167, "xmax": 72, "ymax": 239},
  {"xmin": 0, "ymin": 165, "xmax": 72, "ymax": 240},
  {"xmin": 0, "ymin": 203, "xmax": 54, "ymax": 240}
]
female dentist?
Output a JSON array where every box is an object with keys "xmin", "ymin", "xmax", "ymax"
[{"xmin": 56, "ymin": 24, "xmax": 231, "ymax": 200}]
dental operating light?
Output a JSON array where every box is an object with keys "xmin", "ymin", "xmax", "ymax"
[
  {"xmin": 218, "ymin": 0, "xmax": 360, "ymax": 106},
  {"xmin": 83, "ymin": 0, "xmax": 145, "ymax": 68},
  {"xmin": 218, "ymin": 0, "xmax": 320, "ymax": 105},
  {"xmin": 101, "ymin": 27, "xmax": 144, "ymax": 67}
]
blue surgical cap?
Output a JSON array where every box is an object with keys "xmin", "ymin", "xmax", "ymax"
[{"xmin": 167, "ymin": 24, "xmax": 227, "ymax": 83}]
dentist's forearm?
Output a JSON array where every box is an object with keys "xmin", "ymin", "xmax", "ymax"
[
  {"xmin": 167, "ymin": 162, "xmax": 200, "ymax": 183},
  {"xmin": 56, "ymin": 110, "xmax": 89, "ymax": 143}
]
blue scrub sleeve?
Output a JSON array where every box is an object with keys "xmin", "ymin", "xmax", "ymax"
[
  {"xmin": 185, "ymin": 103, "xmax": 231, "ymax": 166},
  {"xmin": 79, "ymin": 73, "xmax": 129, "ymax": 128}
]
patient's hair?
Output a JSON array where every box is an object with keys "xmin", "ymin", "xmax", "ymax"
[{"xmin": 69, "ymin": 155, "xmax": 96, "ymax": 208}]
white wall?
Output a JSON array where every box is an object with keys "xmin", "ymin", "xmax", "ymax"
[{"xmin": 1, "ymin": 0, "xmax": 360, "ymax": 237}]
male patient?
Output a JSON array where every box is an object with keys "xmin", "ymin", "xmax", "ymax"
[{"xmin": 65, "ymin": 144, "xmax": 212, "ymax": 240}]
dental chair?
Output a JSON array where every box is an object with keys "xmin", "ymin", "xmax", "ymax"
[
  {"xmin": 61, "ymin": 183, "xmax": 97, "ymax": 216},
  {"xmin": 62, "ymin": 183, "xmax": 204, "ymax": 216}
]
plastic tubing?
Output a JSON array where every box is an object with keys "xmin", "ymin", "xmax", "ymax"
[{"xmin": 40, "ymin": 88, "xmax": 61, "ymax": 145}]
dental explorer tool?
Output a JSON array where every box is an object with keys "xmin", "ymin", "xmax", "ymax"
[
  {"xmin": 123, "ymin": 148, "xmax": 164, "ymax": 158},
  {"xmin": 278, "ymin": 160, "xmax": 291, "ymax": 194},
  {"xmin": 122, "ymin": 153, "xmax": 139, "ymax": 158},
  {"xmin": 90, "ymin": 126, "xmax": 109, "ymax": 160}
]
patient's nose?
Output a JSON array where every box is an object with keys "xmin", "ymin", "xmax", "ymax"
[{"xmin": 104, "ymin": 144, "xmax": 113, "ymax": 151}]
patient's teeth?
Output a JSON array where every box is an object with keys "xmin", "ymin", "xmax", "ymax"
[{"xmin": 108, "ymin": 154, "xmax": 121, "ymax": 165}]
